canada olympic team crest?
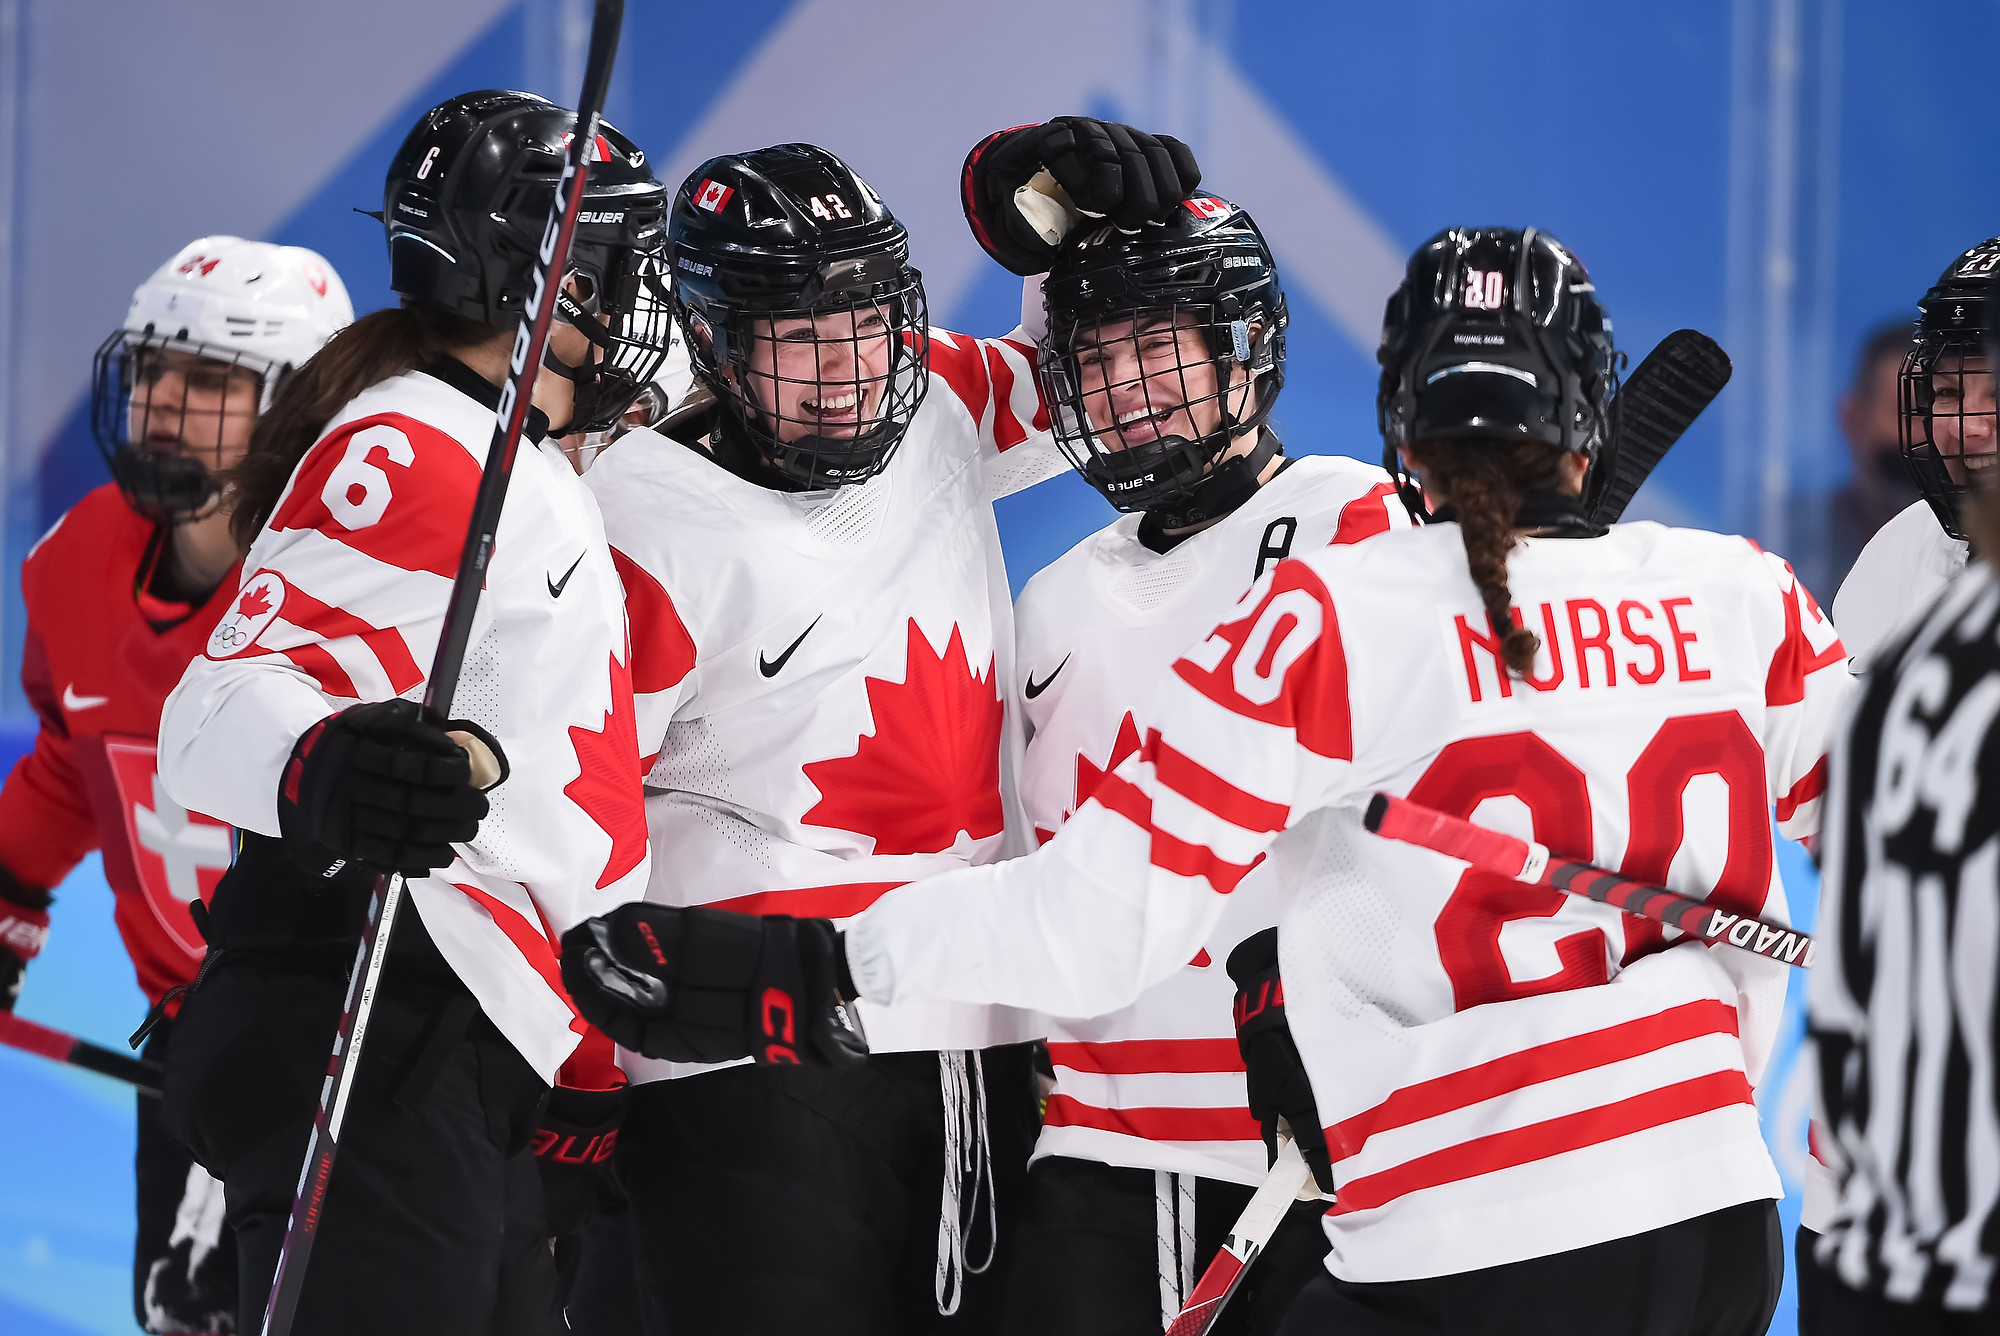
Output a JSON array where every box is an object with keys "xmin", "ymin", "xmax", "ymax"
[{"xmin": 208, "ymin": 570, "xmax": 286, "ymax": 659}]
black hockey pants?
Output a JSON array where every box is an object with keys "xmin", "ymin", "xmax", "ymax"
[
  {"xmin": 135, "ymin": 1019, "xmax": 236, "ymax": 1333},
  {"xmin": 1274, "ymin": 1198, "xmax": 1781, "ymax": 1335},
  {"xmin": 617, "ymin": 1044, "xmax": 1041, "ymax": 1335},
  {"xmin": 999, "ymin": 1153, "xmax": 1330, "ymax": 1336},
  {"xmin": 160, "ymin": 910, "xmax": 561, "ymax": 1336}
]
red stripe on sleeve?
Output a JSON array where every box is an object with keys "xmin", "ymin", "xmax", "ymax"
[
  {"xmin": 281, "ymin": 640, "xmax": 358, "ymax": 698},
  {"xmin": 1142, "ymin": 729, "xmax": 1289, "ymax": 833},
  {"xmin": 1325, "ymin": 998, "xmax": 1740, "ymax": 1161},
  {"xmin": 983, "ymin": 342, "xmax": 1027, "ymax": 451},
  {"xmin": 928, "ymin": 331, "xmax": 994, "ymax": 425},
  {"xmin": 610, "ymin": 548, "xmax": 696, "ymax": 695},
  {"xmin": 1765, "ymin": 563, "xmax": 1846, "ymax": 707},
  {"xmin": 1048, "ymin": 1038, "xmax": 1246, "ymax": 1075},
  {"xmin": 1044, "ymin": 1093, "xmax": 1262, "ymax": 1143},
  {"xmin": 706, "ymin": 881, "xmax": 907, "ymax": 919},
  {"xmin": 452, "ymin": 881, "xmax": 586, "ymax": 1037},
  {"xmin": 269, "ymin": 413, "xmax": 481, "ymax": 579},
  {"xmin": 1087, "ymin": 771, "xmax": 1264, "ymax": 894},
  {"xmin": 276, "ymin": 584, "xmax": 424, "ymax": 696},
  {"xmin": 1325, "ymin": 1069, "xmax": 1754, "ymax": 1215},
  {"xmin": 1329, "ymin": 481, "xmax": 1400, "ymax": 546},
  {"xmin": 1775, "ymin": 756, "xmax": 1829, "ymax": 823},
  {"xmin": 999, "ymin": 337, "xmax": 1051, "ymax": 434}
]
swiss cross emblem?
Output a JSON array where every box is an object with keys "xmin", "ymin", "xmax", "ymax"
[
  {"xmin": 208, "ymin": 571, "xmax": 285, "ymax": 660},
  {"xmin": 694, "ymin": 178, "xmax": 735, "ymax": 213},
  {"xmin": 102, "ymin": 738, "xmax": 231, "ymax": 959}
]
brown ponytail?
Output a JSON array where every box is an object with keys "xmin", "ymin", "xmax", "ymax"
[
  {"xmin": 228, "ymin": 305, "xmax": 495, "ymax": 547},
  {"xmin": 1406, "ymin": 438, "xmax": 1572, "ymax": 677}
]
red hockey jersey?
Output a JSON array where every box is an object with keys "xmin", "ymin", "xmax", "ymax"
[{"xmin": 0, "ymin": 484, "xmax": 239, "ymax": 1005}]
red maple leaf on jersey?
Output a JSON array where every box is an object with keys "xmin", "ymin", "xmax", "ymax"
[
  {"xmin": 236, "ymin": 584, "xmax": 273, "ymax": 620},
  {"xmin": 564, "ymin": 651, "xmax": 648, "ymax": 889},
  {"xmin": 801, "ymin": 620, "xmax": 1004, "ymax": 855},
  {"xmin": 1073, "ymin": 711, "xmax": 1143, "ymax": 820}
]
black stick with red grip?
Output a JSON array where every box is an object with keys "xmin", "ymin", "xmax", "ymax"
[
  {"xmin": 257, "ymin": 5, "xmax": 626, "ymax": 1333},
  {"xmin": 0, "ymin": 1011, "xmax": 161, "ymax": 1094},
  {"xmin": 1363, "ymin": 792, "xmax": 1816, "ymax": 969}
]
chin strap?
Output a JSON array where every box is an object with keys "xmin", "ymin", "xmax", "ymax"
[{"xmin": 1142, "ymin": 429, "xmax": 1283, "ymax": 533}]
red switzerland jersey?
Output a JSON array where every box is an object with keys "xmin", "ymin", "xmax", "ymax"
[
  {"xmin": 849, "ymin": 520, "xmax": 1852, "ymax": 1281},
  {"xmin": 0, "ymin": 484, "xmax": 239, "ymax": 1006}
]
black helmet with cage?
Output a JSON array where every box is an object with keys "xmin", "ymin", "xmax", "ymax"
[
  {"xmin": 1376, "ymin": 226, "xmax": 1619, "ymax": 520},
  {"xmin": 1901, "ymin": 237, "xmax": 2000, "ymax": 541},
  {"xmin": 382, "ymin": 89, "xmax": 674, "ymax": 435},
  {"xmin": 1039, "ymin": 195, "xmax": 1287, "ymax": 527},
  {"xmin": 667, "ymin": 144, "xmax": 929, "ymax": 489}
]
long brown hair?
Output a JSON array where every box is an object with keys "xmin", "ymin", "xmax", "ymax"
[
  {"xmin": 228, "ymin": 305, "xmax": 493, "ymax": 547},
  {"xmin": 1406, "ymin": 437, "xmax": 1572, "ymax": 676}
]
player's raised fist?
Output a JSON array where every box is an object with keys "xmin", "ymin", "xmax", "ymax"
[
  {"xmin": 560, "ymin": 902, "xmax": 870, "ymax": 1068},
  {"xmin": 962, "ymin": 116, "xmax": 1202, "ymax": 275},
  {"xmin": 275, "ymin": 697, "xmax": 508, "ymax": 879}
]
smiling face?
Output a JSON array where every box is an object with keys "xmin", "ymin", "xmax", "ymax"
[
  {"xmin": 731, "ymin": 304, "xmax": 895, "ymax": 444},
  {"xmin": 1921, "ymin": 350, "xmax": 1998, "ymax": 486},
  {"xmin": 126, "ymin": 345, "xmax": 265, "ymax": 477},
  {"xmin": 1071, "ymin": 312, "xmax": 1256, "ymax": 453}
]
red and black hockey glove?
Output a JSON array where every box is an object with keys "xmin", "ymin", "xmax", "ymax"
[
  {"xmin": 534, "ymin": 1028, "xmax": 629, "ymax": 1236},
  {"xmin": 276, "ymin": 698, "xmax": 508, "ymax": 879},
  {"xmin": 1227, "ymin": 928, "xmax": 1335, "ymax": 1195},
  {"xmin": 560, "ymin": 903, "xmax": 869, "ymax": 1068},
  {"xmin": 0, "ymin": 863, "xmax": 51, "ymax": 1011},
  {"xmin": 962, "ymin": 116, "xmax": 1202, "ymax": 276}
]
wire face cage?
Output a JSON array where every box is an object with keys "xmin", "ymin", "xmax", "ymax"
[
  {"xmin": 561, "ymin": 245, "xmax": 677, "ymax": 436},
  {"xmin": 704, "ymin": 268, "xmax": 931, "ymax": 489},
  {"xmin": 1901, "ymin": 337, "xmax": 1997, "ymax": 540},
  {"xmin": 1041, "ymin": 301, "xmax": 1265, "ymax": 512},
  {"xmin": 90, "ymin": 330, "xmax": 279, "ymax": 523}
]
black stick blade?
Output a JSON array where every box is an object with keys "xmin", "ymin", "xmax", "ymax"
[{"xmin": 1591, "ymin": 329, "xmax": 1732, "ymax": 525}]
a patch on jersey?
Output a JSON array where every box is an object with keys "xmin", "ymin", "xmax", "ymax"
[
  {"xmin": 800, "ymin": 621, "xmax": 1003, "ymax": 856},
  {"xmin": 207, "ymin": 571, "xmax": 285, "ymax": 659}
]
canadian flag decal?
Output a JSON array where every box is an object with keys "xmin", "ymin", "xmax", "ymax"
[
  {"xmin": 694, "ymin": 179, "xmax": 735, "ymax": 213},
  {"xmin": 1184, "ymin": 196, "xmax": 1227, "ymax": 220}
]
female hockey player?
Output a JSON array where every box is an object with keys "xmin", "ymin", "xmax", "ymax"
[
  {"xmin": 998, "ymin": 196, "xmax": 1405, "ymax": 1335},
  {"xmin": 577, "ymin": 120, "xmax": 1198, "ymax": 1334},
  {"xmin": 0, "ymin": 235, "xmax": 350, "ymax": 1335},
  {"xmin": 153, "ymin": 91, "xmax": 670, "ymax": 1336},
  {"xmin": 567, "ymin": 226, "xmax": 1854, "ymax": 1335}
]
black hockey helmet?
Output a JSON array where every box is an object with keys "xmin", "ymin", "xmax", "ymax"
[
  {"xmin": 667, "ymin": 144, "xmax": 929, "ymax": 488},
  {"xmin": 1377, "ymin": 227, "xmax": 1618, "ymax": 520},
  {"xmin": 1900, "ymin": 236, "xmax": 2000, "ymax": 541},
  {"xmin": 383, "ymin": 89, "xmax": 673, "ymax": 434},
  {"xmin": 1039, "ymin": 195, "xmax": 1287, "ymax": 525}
]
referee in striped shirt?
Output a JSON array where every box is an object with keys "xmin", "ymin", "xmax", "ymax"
[{"xmin": 1806, "ymin": 480, "xmax": 2000, "ymax": 1332}]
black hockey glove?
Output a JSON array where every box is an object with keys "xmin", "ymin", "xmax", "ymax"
[
  {"xmin": 533, "ymin": 1082, "xmax": 629, "ymax": 1238},
  {"xmin": 0, "ymin": 863, "xmax": 51, "ymax": 1011},
  {"xmin": 560, "ymin": 903, "xmax": 869, "ymax": 1068},
  {"xmin": 276, "ymin": 698, "xmax": 509, "ymax": 880},
  {"xmin": 1227, "ymin": 928, "xmax": 1334, "ymax": 1195},
  {"xmin": 962, "ymin": 116, "xmax": 1202, "ymax": 275}
]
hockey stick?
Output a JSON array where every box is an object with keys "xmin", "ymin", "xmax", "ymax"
[
  {"xmin": 0, "ymin": 1011, "xmax": 162, "ymax": 1095},
  {"xmin": 1589, "ymin": 329, "xmax": 1732, "ymax": 525},
  {"xmin": 1363, "ymin": 792, "xmax": 1816, "ymax": 969},
  {"xmin": 258, "ymin": 5, "xmax": 626, "ymax": 1333},
  {"xmin": 1162, "ymin": 1136, "xmax": 1316, "ymax": 1336}
]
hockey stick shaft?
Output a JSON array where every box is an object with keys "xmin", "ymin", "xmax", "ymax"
[
  {"xmin": 0, "ymin": 1011, "xmax": 162, "ymax": 1094},
  {"xmin": 1590, "ymin": 329, "xmax": 1732, "ymax": 525},
  {"xmin": 258, "ymin": 6, "xmax": 625, "ymax": 1333},
  {"xmin": 1162, "ymin": 1138, "xmax": 1315, "ymax": 1336},
  {"xmin": 1363, "ymin": 792, "xmax": 1815, "ymax": 968}
]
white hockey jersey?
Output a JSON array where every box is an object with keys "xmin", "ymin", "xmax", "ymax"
[
  {"xmin": 158, "ymin": 367, "xmax": 650, "ymax": 1083},
  {"xmin": 1017, "ymin": 454, "xmax": 1406, "ymax": 1184},
  {"xmin": 849, "ymin": 521, "xmax": 1852, "ymax": 1282},
  {"xmin": 587, "ymin": 326, "xmax": 1069, "ymax": 1080},
  {"xmin": 1832, "ymin": 499, "xmax": 1968, "ymax": 668}
]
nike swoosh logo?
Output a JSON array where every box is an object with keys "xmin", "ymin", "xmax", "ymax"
[
  {"xmin": 1024, "ymin": 655, "xmax": 1071, "ymax": 700},
  {"xmin": 62, "ymin": 685, "xmax": 108, "ymax": 711},
  {"xmin": 758, "ymin": 617, "xmax": 822, "ymax": 678},
  {"xmin": 547, "ymin": 553, "xmax": 585, "ymax": 599}
]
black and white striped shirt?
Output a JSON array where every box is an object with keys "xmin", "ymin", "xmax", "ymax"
[{"xmin": 1811, "ymin": 558, "xmax": 2000, "ymax": 1311}]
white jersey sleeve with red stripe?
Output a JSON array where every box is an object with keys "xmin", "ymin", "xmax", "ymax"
[
  {"xmin": 159, "ymin": 369, "xmax": 651, "ymax": 1082},
  {"xmin": 923, "ymin": 324, "xmax": 1070, "ymax": 500},
  {"xmin": 1014, "ymin": 453, "xmax": 1407, "ymax": 1184},
  {"xmin": 849, "ymin": 519, "xmax": 1852, "ymax": 1281}
]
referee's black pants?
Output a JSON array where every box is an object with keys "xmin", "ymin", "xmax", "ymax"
[
  {"xmin": 1797, "ymin": 1226, "xmax": 2000, "ymax": 1334},
  {"xmin": 999, "ymin": 1154, "xmax": 1330, "ymax": 1336},
  {"xmin": 160, "ymin": 912, "xmax": 562, "ymax": 1336},
  {"xmin": 1274, "ymin": 1198, "xmax": 1781, "ymax": 1335}
]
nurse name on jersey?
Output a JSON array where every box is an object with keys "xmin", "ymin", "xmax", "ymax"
[{"xmin": 1449, "ymin": 593, "xmax": 1716, "ymax": 709}]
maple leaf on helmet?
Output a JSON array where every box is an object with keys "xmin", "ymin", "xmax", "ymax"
[
  {"xmin": 801, "ymin": 621, "xmax": 1005, "ymax": 856},
  {"xmin": 236, "ymin": 584, "xmax": 274, "ymax": 620},
  {"xmin": 565, "ymin": 651, "xmax": 649, "ymax": 889}
]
